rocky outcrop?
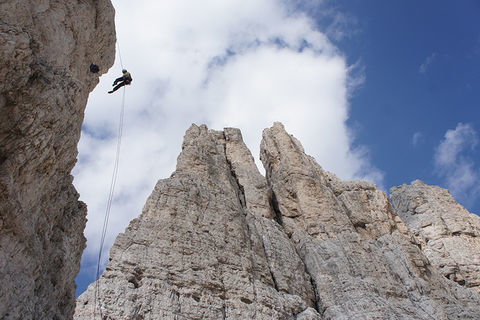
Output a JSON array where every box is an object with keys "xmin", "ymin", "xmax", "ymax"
[
  {"xmin": 76, "ymin": 123, "xmax": 480, "ymax": 319},
  {"xmin": 391, "ymin": 180, "xmax": 480, "ymax": 292},
  {"xmin": 260, "ymin": 123, "xmax": 479, "ymax": 319},
  {"xmin": 0, "ymin": 1, "xmax": 116, "ymax": 319},
  {"xmin": 75, "ymin": 125, "xmax": 319, "ymax": 319}
]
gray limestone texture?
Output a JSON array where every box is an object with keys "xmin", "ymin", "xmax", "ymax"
[
  {"xmin": 76, "ymin": 125, "xmax": 319, "ymax": 320},
  {"xmin": 0, "ymin": 0, "xmax": 116, "ymax": 319},
  {"xmin": 391, "ymin": 180, "xmax": 480, "ymax": 292},
  {"xmin": 76, "ymin": 123, "xmax": 480, "ymax": 320}
]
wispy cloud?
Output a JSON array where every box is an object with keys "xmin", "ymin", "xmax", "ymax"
[
  {"xmin": 412, "ymin": 132, "xmax": 423, "ymax": 146},
  {"xmin": 346, "ymin": 59, "xmax": 366, "ymax": 97},
  {"xmin": 434, "ymin": 123, "xmax": 480, "ymax": 207},
  {"xmin": 325, "ymin": 11, "xmax": 359, "ymax": 42},
  {"xmin": 419, "ymin": 52, "xmax": 438, "ymax": 74}
]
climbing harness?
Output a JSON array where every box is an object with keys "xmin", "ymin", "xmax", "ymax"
[{"xmin": 93, "ymin": 38, "xmax": 128, "ymax": 319}]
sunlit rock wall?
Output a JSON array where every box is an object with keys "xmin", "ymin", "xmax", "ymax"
[
  {"xmin": 391, "ymin": 180, "xmax": 480, "ymax": 293},
  {"xmin": 76, "ymin": 123, "xmax": 480, "ymax": 320}
]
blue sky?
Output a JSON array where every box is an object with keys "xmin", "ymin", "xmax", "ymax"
[
  {"xmin": 326, "ymin": 0, "xmax": 480, "ymax": 211},
  {"xmin": 74, "ymin": 0, "xmax": 480, "ymax": 296}
]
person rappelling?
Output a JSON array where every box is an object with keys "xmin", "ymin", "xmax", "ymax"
[{"xmin": 108, "ymin": 69, "xmax": 133, "ymax": 93}]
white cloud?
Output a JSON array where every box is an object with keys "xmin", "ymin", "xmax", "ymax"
[
  {"xmin": 412, "ymin": 132, "xmax": 423, "ymax": 146},
  {"xmin": 73, "ymin": 0, "xmax": 383, "ymax": 279},
  {"xmin": 435, "ymin": 123, "xmax": 478, "ymax": 167},
  {"xmin": 419, "ymin": 52, "xmax": 437, "ymax": 74},
  {"xmin": 434, "ymin": 123, "xmax": 480, "ymax": 205}
]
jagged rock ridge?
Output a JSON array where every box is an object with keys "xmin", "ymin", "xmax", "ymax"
[
  {"xmin": 0, "ymin": 1, "xmax": 116, "ymax": 319},
  {"xmin": 76, "ymin": 123, "xmax": 480, "ymax": 319},
  {"xmin": 77, "ymin": 125, "xmax": 319, "ymax": 319}
]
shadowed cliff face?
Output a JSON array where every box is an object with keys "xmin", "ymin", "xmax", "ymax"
[
  {"xmin": 0, "ymin": 0, "xmax": 116, "ymax": 319},
  {"xmin": 76, "ymin": 123, "xmax": 480, "ymax": 320}
]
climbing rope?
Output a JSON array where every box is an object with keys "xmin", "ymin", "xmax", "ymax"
[
  {"xmin": 116, "ymin": 38, "xmax": 125, "ymax": 70},
  {"xmin": 93, "ymin": 79, "xmax": 127, "ymax": 319}
]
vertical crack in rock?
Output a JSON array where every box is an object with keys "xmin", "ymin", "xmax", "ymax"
[
  {"xmin": 224, "ymin": 144, "xmax": 259, "ymax": 317},
  {"xmin": 223, "ymin": 127, "xmax": 275, "ymax": 220},
  {"xmin": 269, "ymin": 189, "xmax": 284, "ymax": 227},
  {"xmin": 224, "ymin": 142, "xmax": 247, "ymax": 211},
  {"xmin": 259, "ymin": 236, "xmax": 280, "ymax": 292},
  {"xmin": 224, "ymin": 127, "xmax": 318, "ymax": 312},
  {"xmin": 308, "ymin": 276, "xmax": 322, "ymax": 316},
  {"xmin": 224, "ymin": 130, "xmax": 260, "ymax": 318},
  {"xmin": 223, "ymin": 128, "xmax": 317, "ymax": 317}
]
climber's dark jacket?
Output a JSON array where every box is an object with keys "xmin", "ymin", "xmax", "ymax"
[{"xmin": 109, "ymin": 71, "xmax": 132, "ymax": 94}]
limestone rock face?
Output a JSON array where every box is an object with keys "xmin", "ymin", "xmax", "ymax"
[
  {"xmin": 391, "ymin": 180, "xmax": 480, "ymax": 292},
  {"xmin": 260, "ymin": 123, "xmax": 479, "ymax": 319},
  {"xmin": 0, "ymin": 1, "xmax": 116, "ymax": 319},
  {"xmin": 76, "ymin": 123, "xmax": 480, "ymax": 320},
  {"xmin": 75, "ymin": 125, "xmax": 318, "ymax": 320}
]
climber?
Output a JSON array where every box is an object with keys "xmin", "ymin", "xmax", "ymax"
[{"xmin": 108, "ymin": 69, "xmax": 132, "ymax": 93}]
